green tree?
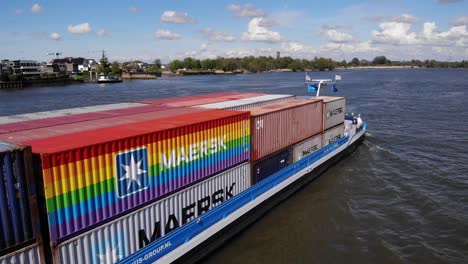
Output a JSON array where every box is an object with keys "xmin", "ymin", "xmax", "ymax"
[
  {"xmin": 314, "ymin": 57, "xmax": 330, "ymax": 71},
  {"xmin": 372, "ymin": 56, "xmax": 388, "ymax": 65},
  {"xmin": 349, "ymin": 57, "xmax": 360, "ymax": 66},
  {"xmin": 98, "ymin": 52, "xmax": 111, "ymax": 75},
  {"xmin": 288, "ymin": 60, "xmax": 304, "ymax": 71},
  {"xmin": 201, "ymin": 59, "xmax": 216, "ymax": 70},
  {"xmin": 170, "ymin": 59, "xmax": 183, "ymax": 71},
  {"xmin": 110, "ymin": 62, "xmax": 121, "ymax": 75}
]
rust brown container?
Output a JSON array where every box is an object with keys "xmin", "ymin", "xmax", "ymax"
[{"xmin": 249, "ymin": 99, "xmax": 323, "ymax": 161}]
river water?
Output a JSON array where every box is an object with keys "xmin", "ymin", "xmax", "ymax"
[{"xmin": 1, "ymin": 69, "xmax": 467, "ymax": 263}]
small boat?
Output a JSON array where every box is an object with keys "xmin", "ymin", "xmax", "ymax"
[{"xmin": 97, "ymin": 74, "xmax": 122, "ymax": 83}]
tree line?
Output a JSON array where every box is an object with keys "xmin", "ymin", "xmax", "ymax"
[{"xmin": 169, "ymin": 56, "xmax": 468, "ymax": 72}]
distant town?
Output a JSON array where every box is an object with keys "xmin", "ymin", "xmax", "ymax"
[{"xmin": 1, "ymin": 51, "xmax": 467, "ymax": 88}]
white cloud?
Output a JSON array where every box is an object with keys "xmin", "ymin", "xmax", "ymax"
[
  {"xmin": 67, "ymin": 23, "xmax": 93, "ymax": 34},
  {"xmin": 128, "ymin": 6, "xmax": 139, "ymax": 13},
  {"xmin": 372, "ymin": 21, "xmax": 468, "ymax": 47},
  {"xmin": 228, "ymin": 3, "xmax": 265, "ymax": 18},
  {"xmin": 241, "ymin": 17, "xmax": 281, "ymax": 43},
  {"xmin": 322, "ymin": 29, "xmax": 353, "ymax": 43},
  {"xmin": 321, "ymin": 41, "xmax": 380, "ymax": 54},
  {"xmin": 258, "ymin": 17, "xmax": 277, "ymax": 28},
  {"xmin": 372, "ymin": 22, "xmax": 419, "ymax": 45},
  {"xmin": 96, "ymin": 29, "xmax": 109, "ymax": 37},
  {"xmin": 281, "ymin": 41, "xmax": 317, "ymax": 56},
  {"xmin": 388, "ymin": 14, "xmax": 419, "ymax": 24},
  {"xmin": 224, "ymin": 47, "xmax": 274, "ymax": 58},
  {"xmin": 161, "ymin": 11, "xmax": 195, "ymax": 24},
  {"xmin": 30, "ymin": 3, "xmax": 43, "ymax": 13},
  {"xmin": 451, "ymin": 16, "xmax": 468, "ymax": 26},
  {"xmin": 202, "ymin": 28, "xmax": 235, "ymax": 42},
  {"xmin": 422, "ymin": 22, "xmax": 468, "ymax": 46},
  {"xmin": 279, "ymin": 40, "xmax": 379, "ymax": 58},
  {"xmin": 48, "ymin": 32, "xmax": 61, "ymax": 41},
  {"xmin": 155, "ymin": 29, "xmax": 181, "ymax": 40}
]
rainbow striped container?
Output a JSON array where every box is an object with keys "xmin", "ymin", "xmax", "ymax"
[{"xmin": 25, "ymin": 109, "xmax": 250, "ymax": 243}]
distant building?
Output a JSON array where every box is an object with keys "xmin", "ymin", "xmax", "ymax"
[
  {"xmin": 0, "ymin": 60, "xmax": 42, "ymax": 76},
  {"xmin": 78, "ymin": 59, "xmax": 97, "ymax": 72},
  {"xmin": 51, "ymin": 57, "xmax": 84, "ymax": 73},
  {"xmin": 276, "ymin": 51, "xmax": 280, "ymax": 59}
]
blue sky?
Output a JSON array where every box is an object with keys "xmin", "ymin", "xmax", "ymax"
[{"xmin": 1, "ymin": 0, "xmax": 467, "ymax": 63}]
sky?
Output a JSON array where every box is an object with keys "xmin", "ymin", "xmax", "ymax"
[{"xmin": 1, "ymin": 0, "xmax": 467, "ymax": 63}]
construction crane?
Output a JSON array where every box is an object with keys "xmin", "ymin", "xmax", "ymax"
[{"xmin": 47, "ymin": 52, "xmax": 63, "ymax": 59}]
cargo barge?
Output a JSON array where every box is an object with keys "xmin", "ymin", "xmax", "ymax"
[{"xmin": 0, "ymin": 80, "xmax": 366, "ymax": 263}]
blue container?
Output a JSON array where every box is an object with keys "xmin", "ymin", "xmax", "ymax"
[
  {"xmin": 252, "ymin": 147, "xmax": 292, "ymax": 184},
  {"xmin": 0, "ymin": 141, "xmax": 34, "ymax": 252}
]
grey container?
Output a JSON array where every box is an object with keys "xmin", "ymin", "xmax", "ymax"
[
  {"xmin": 322, "ymin": 123, "xmax": 345, "ymax": 147},
  {"xmin": 56, "ymin": 163, "xmax": 251, "ymax": 264},
  {"xmin": 197, "ymin": 94, "xmax": 294, "ymax": 111},
  {"xmin": 0, "ymin": 244, "xmax": 42, "ymax": 264},
  {"xmin": 293, "ymin": 134, "xmax": 322, "ymax": 162},
  {"xmin": 317, "ymin": 96, "xmax": 345, "ymax": 131}
]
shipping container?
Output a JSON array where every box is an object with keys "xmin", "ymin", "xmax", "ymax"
[
  {"xmin": 322, "ymin": 123, "xmax": 345, "ymax": 147},
  {"xmin": 0, "ymin": 244, "xmax": 42, "ymax": 264},
  {"xmin": 197, "ymin": 94, "xmax": 294, "ymax": 111},
  {"xmin": 250, "ymin": 99, "xmax": 323, "ymax": 161},
  {"xmin": 0, "ymin": 104, "xmax": 173, "ymax": 134},
  {"xmin": 296, "ymin": 96, "xmax": 346, "ymax": 131},
  {"xmin": 0, "ymin": 102, "xmax": 147, "ymax": 125},
  {"xmin": 24, "ymin": 109, "xmax": 250, "ymax": 243},
  {"xmin": 252, "ymin": 148, "xmax": 292, "ymax": 184},
  {"xmin": 57, "ymin": 163, "xmax": 250, "ymax": 264},
  {"xmin": 140, "ymin": 92, "xmax": 263, "ymax": 106},
  {"xmin": 292, "ymin": 134, "xmax": 322, "ymax": 162},
  {"xmin": 0, "ymin": 141, "xmax": 35, "ymax": 252},
  {"xmin": 317, "ymin": 96, "xmax": 345, "ymax": 131},
  {"xmin": 0, "ymin": 107, "xmax": 206, "ymax": 143}
]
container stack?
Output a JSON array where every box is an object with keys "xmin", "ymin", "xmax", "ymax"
[
  {"xmin": 0, "ymin": 93, "xmax": 261, "ymax": 263},
  {"xmin": 0, "ymin": 92, "xmax": 349, "ymax": 263},
  {"xmin": 317, "ymin": 96, "xmax": 346, "ymax": 146},
  {"xmin": 248, "ymin": 99, "xmax": 323, "ymax": 183}
]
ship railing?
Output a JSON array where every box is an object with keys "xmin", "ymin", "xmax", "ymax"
[{"xmin": 116, "ymin": 135, "xmax": 350, "ymax": 264}]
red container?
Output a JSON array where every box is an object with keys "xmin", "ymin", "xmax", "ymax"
[
  {"xmin": 250, "ymin": 99, "xmax": 323, "ymax": 161},
  {"xmin": 0, "ymin": 107, "xmax": 206, "ymax": 143},
  {"xmin": 140, "ymin": 92, "xmax": 263, "ymax": 106},
  {"xmin": 0, "ymin": 104, "xmax": 172, "ymax": 134}
]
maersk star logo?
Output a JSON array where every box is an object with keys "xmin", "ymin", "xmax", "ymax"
[
  {"xmin": 91, "ymin": 232, "xmax": 127, "ymax": 264},
  {"xmin": 115, "ymin": 148, "xmax": 149, "ymax": 198}
]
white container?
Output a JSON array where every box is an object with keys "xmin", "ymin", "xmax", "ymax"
[
  {"xmin": 293, "ymin": 134, "xmax": 322, "ymax": 162},
  {"xmin": 56, "ymin": 163, "xmax": 250, "ymax": 264},
  {"xmin": 322, "ymin": 123, "xmax": 345, "ymax": 147},
  {"xmin": 198, "ymin": 94, "xmax": 294, "ymax": 111},
  {"xmin": 0, "ymin": 244, "xmax": 42, "ymax": 264},
  {"xmin": 317, "ymin": 96, "xmax": 345, "ymax": 131},
  {"xmin": 0, "ymin": 102, "xmax": 147, "ymax": 125}
]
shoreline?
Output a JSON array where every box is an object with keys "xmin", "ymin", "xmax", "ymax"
[{"xmin": 163, "ymin": 66, "xmax": 465, "ymax": 76}]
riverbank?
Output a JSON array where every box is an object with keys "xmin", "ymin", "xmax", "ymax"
[{"xmin": 0, "ymin": 78, "xmax": 83, "ymax": 89}]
